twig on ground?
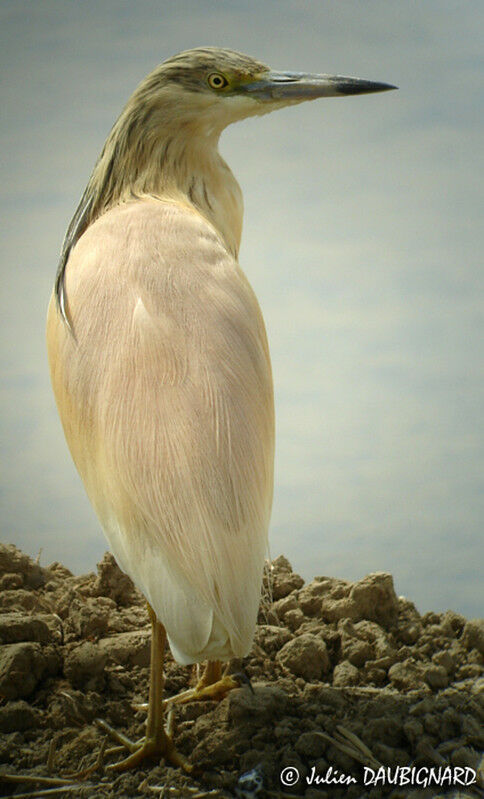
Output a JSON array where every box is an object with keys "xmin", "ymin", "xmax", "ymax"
[
  {"xmin": 315, "ymin": 724, "xmax": 382, "ymax": 770},
  {"xmin": 0, "ymin": 774, "xmax": 77, "ymax": 787},
  {"xmin": 2, "ymin": 789, "xmax": 80, "ymax": 799},
  {"xmin": 46, "ymin": 737, "xmax": 57, "ymax": 773},
  {"xmin": 63, "ymin": 737, "xmax": 108, "ymax": 780}
]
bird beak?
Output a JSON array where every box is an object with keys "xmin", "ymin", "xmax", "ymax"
[{"xmin": 239, "ymin": 70, "xmax": 397, "ymax": 101}]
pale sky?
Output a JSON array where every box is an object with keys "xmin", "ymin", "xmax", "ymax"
[{"xmin": 1, "ymin": 1, "xmax": 483, "ymax": 617}]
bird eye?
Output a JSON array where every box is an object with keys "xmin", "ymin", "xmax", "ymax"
[{"xmin": 207, "ymin": 73, "xmax": 229, "ymax": 90}]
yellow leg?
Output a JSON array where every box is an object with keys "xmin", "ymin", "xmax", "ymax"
[
  {"xmin": 97, "ymin": 604, "xmax": 191, "ymax": 772},
  {"xmin": 197, "ymin": 660, "xmax": 222, "ymax": 686}
]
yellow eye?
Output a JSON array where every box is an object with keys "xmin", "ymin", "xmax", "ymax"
[{"xmin": 207, "ymin": 73, "xmax": 229, "ymax": 90}]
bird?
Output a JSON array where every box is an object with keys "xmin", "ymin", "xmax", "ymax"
[{"xmin": 47, "ymin": 47, "xmax": 395, "ymax": 770}]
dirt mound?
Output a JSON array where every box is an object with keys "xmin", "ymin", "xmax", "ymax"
[{"xmin": 0, "ymin": 544, "xmax": 482, "ymax": 798}]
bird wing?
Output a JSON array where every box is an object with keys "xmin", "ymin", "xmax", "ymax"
[{"xmin": 47, "ymin": 197, "xmax": 274, "ymax": 663}]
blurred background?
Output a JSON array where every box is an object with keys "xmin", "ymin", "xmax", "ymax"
[{"xmin": 1, "ymin": 1, "xmax": 482, "ymax": 616}]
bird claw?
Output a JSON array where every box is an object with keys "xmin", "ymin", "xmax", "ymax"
[
  {"xmin": 95, "ymin": 718, "xmax": 192, "ymax": 773},
  {"xmin": 107, "ymin": 737, "xmax": 192, "ymax": 773},
  {"xmin": 165, "ymin": 673, "xmax": 240, "ymax": 706},
  {"xmin": 231, "ymin": 670, "xmax": 255, "ymax": 694}
]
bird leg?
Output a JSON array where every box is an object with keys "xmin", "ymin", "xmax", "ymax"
[
  {"xmin": 164, "ymin": 659, "xmax": 240, "ymax": 706},
  {"xmin": 97, "ymin": 604, "xmax": 191, "ymax": 772}
]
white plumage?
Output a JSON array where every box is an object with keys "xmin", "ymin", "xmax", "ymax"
[{"xmin": 48, "ymin": 199, "xmax": 274, "ymax": 664}]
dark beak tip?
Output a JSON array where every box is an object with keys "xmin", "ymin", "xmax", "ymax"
[
  {"xmin": 369, "ymin": 81, "xmax": 398, "ymax": 93},
  {"xmin": 338, "ymin": 80, "xmax": 398, "ymax": 96}
]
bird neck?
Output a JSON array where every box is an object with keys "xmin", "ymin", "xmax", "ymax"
[
  {"xmin": 160, "ymin": 133, "xmax": 244, "ymax": 259},
  {"xmin": 86, "ymin": 113, "xmax": 244, "ymax": 259}
]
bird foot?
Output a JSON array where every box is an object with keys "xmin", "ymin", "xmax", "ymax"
[
  {"xmin": 95, "ymin": 718, "xmax": 192, "ymax": 773},
  {"xmin": 165, "ymin": 673, "xmax": 240, "ymax": 706}
]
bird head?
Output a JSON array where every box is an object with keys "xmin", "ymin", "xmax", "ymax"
[
  {"xmin": 55, "ymin": 47, "xmax": 396, "ymax": 328},
  {"xmin": 138, "ymin": 46, "xmax": 397, "ymax": 135}
]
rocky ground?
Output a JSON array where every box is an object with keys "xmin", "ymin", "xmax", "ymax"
[{"xmin": 0, "ymin": 543, "xmax": 482, "ymax": 799}]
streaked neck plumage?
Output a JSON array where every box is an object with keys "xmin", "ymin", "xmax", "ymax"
[
  {"xmin": 55, "ymin": 78, "xmax": 245, "ymax": 328},
  {"xmin": 80, "ymin": 99, "xmax": 243, "ymax": 253}
]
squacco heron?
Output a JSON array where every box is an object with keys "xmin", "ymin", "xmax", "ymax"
[{"xmin": 47, "ymin": 47, "xmax": 395, "ymax": 770}]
